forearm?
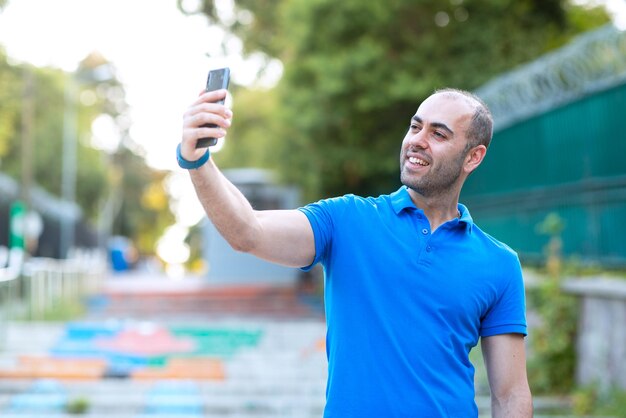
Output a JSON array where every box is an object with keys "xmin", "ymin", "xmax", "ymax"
[
  {"xmin": 180, "ymin": 88, "xmax": 314, "ymax": 265},
  {"xmin": 491, "ymin": 389, "xmax": 533, "ymax": 418},
  {"xmin": 482, "ymin": 334, "xmax": 533, "ymax": 418},
  {"xmin": 189, "ymin": 158, "xmax": 261, "ymax": 252}
]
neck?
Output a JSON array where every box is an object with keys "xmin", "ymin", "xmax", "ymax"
[{"xmin": 406, "ymin": 187, "xmax": 461, "ymax": 232}]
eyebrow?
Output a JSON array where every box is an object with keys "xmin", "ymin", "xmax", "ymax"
[{"xmin": 412, "ymin": 115, "xmax": 454, "ymax": 136}]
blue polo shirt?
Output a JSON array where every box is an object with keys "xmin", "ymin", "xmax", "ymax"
[{"xmin": 299, "ymin": 186, "xmax": 527, "ymax": 418}]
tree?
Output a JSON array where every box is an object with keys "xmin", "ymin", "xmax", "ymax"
[
  {"xmin": 212, "ymin": 85, "xmax": 282, "ymax": 171},
  {"xmin": 183, "ymin": 0, "xmax": 608, "ymax": 201},
  {"xmin": 71, "ymin": 52, "xmax": 175, "ymax": 255},
  {"xmin": 0, "ymin": 50, "xmax": 113, "ymax": 221},
  {"xmin": 0, "ymin": 48, "xmax": 174, "ymax": 256},
  {"xmin": 0, "ymin": 47, "xmax": 20, "ymax": 161},
  {"xmin": 109, "ymin": 146, "xmax": 174, "ymax": 255}
]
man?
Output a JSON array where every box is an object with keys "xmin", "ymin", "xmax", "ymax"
[{"xmin": 179, "ymin": 87, "xmax": 533, "ymax": 417}]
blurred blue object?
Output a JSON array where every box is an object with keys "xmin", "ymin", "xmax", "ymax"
[
  {"xmin": 30, "ymin": 379, "xmax": 66, "ymax": 394},
  {"xmin": 108, "ymin": 235, "xmax": 136, "ymax": 272},
  {"xmin": 65, "ymin": 321, "xmax": 120, "ymax": 339},
  {"xmin": 8, "ymin": 393, "xmax": 67, "ymax": 412}
]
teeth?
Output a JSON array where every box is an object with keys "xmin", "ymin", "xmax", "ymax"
[{"xmin": 409, "ymin": 157, "xmax": 429, "ymax": 166}]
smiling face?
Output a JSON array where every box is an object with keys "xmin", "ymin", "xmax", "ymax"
[{"xmin": 400, "ymin": 92, "xmax": 482, "ymax": 199}]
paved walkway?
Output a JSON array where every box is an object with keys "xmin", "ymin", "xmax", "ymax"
[
  {"xmin": 0, "ymin": 271, "xmax": 328, "ymax": 417},
  {"xmin": 0, "ymin": 320, "xmax": 328, "ymax": 417}
]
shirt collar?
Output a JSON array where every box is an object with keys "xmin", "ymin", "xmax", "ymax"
[
  {"xmin": 457, "ymin": 203, "xmax": 474, "ymax": 232},
  {"xmin": 390, "ymin": 186, "xmax": 416, "ymax": 214},
  {"xmin": 390, "ymin": 186, "xmax": 474, "ymax": 232}
]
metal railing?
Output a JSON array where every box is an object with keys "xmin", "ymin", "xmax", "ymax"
[
  {"xmin": 0, "ymin": 247, "xmax": 23, "ymax": 347},
  {"xmin": 0, "ymin": 246, "xmax": 106, "ymax": 348}
]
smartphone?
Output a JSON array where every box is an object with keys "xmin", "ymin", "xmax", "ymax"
[{"xmin": 196, "ymin": 67, "xmax": 231, "ymax": 148}]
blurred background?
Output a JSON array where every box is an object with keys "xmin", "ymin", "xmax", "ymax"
[{"xmin": 1, "ymin": 0, "xmax": 626, "ymax": 416}]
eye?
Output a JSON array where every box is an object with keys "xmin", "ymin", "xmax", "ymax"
[
  {"xmin": 433, "ymin": 131, "xmax": 447, "ymax": 140},
  {"xmin": 410, "ymin": 123, "xmax": 420, "ymax": 131}
]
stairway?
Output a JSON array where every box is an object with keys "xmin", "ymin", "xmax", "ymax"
[
  {"xmin": 0, "ymin": 271, "xmax": 328, "ymax": 416},
  {"xmin": 86, "ymin": 274, "xmax": 324, "ymax": 321},
  {"xmin": 0, "ymin": 319, "xmax": 328, "ymax": 417}
]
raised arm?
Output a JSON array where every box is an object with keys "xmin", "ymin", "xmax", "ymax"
[
  {"xmin": 481, "ymin": 333, "xmax": 533, "ymax": 418},
  {"xmin": 180, "ymin": 89, "xmax": 315, "ymax": 268}
]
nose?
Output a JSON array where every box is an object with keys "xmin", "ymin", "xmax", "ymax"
[{"xmin": 407, "ymin": 129, "xmax": 428, "ymax": 149}]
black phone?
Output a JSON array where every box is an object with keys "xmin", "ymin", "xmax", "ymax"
[{"xmin": 196, "ymin": 67, "xmax": 231, "ymax": 148}]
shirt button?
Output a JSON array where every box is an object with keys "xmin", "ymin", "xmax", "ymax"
[
  {"xmin": 426, "ymin": 246, "xmax": 432, "ymax": 252},
  {"xmin": 421, "ymin": 228, "xmax": 428, "ymax": 235}
]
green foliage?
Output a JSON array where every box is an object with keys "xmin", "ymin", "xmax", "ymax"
[
  {"xmin": 111, "ymin": 147, "xmax": 174, "ymax": 255},
  {"xmin": 65, "ymin": 397, "xmax": 90, "ymax": 415},
  {"xmin": 189, "ymin": 0, "xmax": 609, "ymax": 200},
  {"xmin": 184, "ymin": 221, "xmax": 203, "ymax": 271},
  {"xmin": 527, "ymin": 271, "xmax": 577, "ymax": 394},
  {"xmin": 0, "ymin": 48, "xmax": 20, "ymax": 159},
  {"xmin": 0, "ymin": 52, "xmax": 113, "ymax": 221},
  {"xmin": 527, "ymin": 213, "xmax": 577, "ymax": 394},
  {"xmin": 0, "ymin": 48, "xmax": 174, "ymax": 256},
  {"xmin": 572, "ymin": 386, "xmax": 626, "ymax": 417},
  {"xmin": 30, "ymin": 300, "xmax": 86, "ymax": 322},
  {"xmin": 214, "ymin": 85, "xmax": 282, "ymax": 170}
]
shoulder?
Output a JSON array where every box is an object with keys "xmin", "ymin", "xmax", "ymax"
[
  {"xmin": 470, "ymin": 223, "xmax": 521, "ymax": 267},
  {"xmin": 303, "ymin": 192, "xmax": 394, "ymax": 213}
]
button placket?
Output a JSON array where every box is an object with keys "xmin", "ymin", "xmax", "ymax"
[
  {"xmin": 411, "ymin": 214, "xmax": 432, "ymax": 263},
  {"xmin": 420, "ymin": 228, "xmax": 433, "ymax": 255}
]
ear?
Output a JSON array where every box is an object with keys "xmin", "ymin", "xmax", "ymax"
[{"xmin": 464, "ymin": 145, "xmax": 487, "ymax": 175}]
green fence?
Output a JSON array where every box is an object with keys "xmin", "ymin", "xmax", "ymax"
[{"xmin": 462, "ymin": 83, "xmax": 626, "ymax": 266}]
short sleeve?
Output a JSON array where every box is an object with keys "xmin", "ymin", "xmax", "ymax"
[
  {"xmin": 480, "ymin": 253, "xmax": 528, "ymax": 337},
  {"xmin": 297, "ymin": 196, "xmax": 349, "ymax": 271}
]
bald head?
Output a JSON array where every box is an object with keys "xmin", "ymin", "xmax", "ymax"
[{"xmin": 432, "ymin": 88, "xmax": 493, "ymax": 150}]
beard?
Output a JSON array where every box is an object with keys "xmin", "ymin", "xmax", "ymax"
[{"xmin": 400, "ymin": 148, "xmax": 466, "ymax": 198}]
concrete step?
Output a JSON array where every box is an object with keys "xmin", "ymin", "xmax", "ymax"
[
  {"xmin": 0, "ymin": 388, "xmax": 580, "ymax": 418},
  {"xmin": 0, "ymin": 378, "xmax": 577, "ymax": 417},
  {"xmin": 0, "ymin": 380, "xmax": 325, "ymax": 416},
  {"xmin": 89, "ymin": 282, "xmax": 324, "ymax": 320}
]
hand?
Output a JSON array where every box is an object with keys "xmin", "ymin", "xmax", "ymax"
[{"xmin": 181, "ymin": 89, "xmax": 233, "ymax": 160}]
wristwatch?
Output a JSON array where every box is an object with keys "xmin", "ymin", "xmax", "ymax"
[{"xmin": 176, "ymin": 143, "xmax": 210, "ymax": 170}]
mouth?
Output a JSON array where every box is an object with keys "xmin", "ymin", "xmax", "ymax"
[{"xmin": 408, "ymin": 156, "xmax": 429, "ymax": 167}]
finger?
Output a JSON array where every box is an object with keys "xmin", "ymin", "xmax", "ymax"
[
  {"xmin": 181, "ymin": 126, "xmax": 227, "ymax": 157},
  {"xmin": 192, "ymin": 89, "xmax": 228, "ymax": 105},
  {"xmin": 179, "ymin": 138, "xmax": 208, "ymax": 161},
  {"xmin": 185, "ymin": 103, "xmax": 233, "ymax": 124},
  {"xmin": 184, "ymin": 111, "xmax": 232, "ymax": 131}
]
